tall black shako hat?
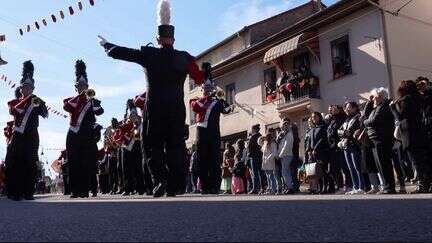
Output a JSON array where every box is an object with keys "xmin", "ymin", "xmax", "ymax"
[
  {"xmin": 157, "ymin": 0, "xmax": 174, "ymax": 38},
  {"xmin": 20, "ymin": 60, "xmax": 35, "ymax": 89},
  {"xmin": 75, "ymin": 60, "xmax": 88, "ymax": 86}
]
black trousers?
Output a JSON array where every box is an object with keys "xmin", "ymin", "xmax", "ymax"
[
  {"xmin": 146, "ymin": 110, "xmax": 186, "ymax": 194},
  {"xmin": 5, "ymin": 132, "xmax": 39, "ymax": 198},
  {"xmin": 61, "ymin": 165, "xmax": 71, "ymax": 195},
  {"xmin": 108, "ymin": 154, "xmax": 118, "ymax": 193},
  {"xmin": 196, "ymin": 128, "xmax": 221, "ymax": 192},
  {"xmin": 406, "ymin": 146, "xmax": 432, "ymax": 187},
  {"xmin": 122, "ymin": 147, "xmax": 135, "ymax": 193},
  {"xmin": 371, "ymin": 141, "xmax": 396, "ymax": 191},
  {"xmin": 66, "ymin": 131, "xmax": 97, "ymax": 196}
]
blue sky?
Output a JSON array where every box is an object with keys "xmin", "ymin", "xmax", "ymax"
[{"xmin": 0, "ymin": 0, "xmax": 337, "ymax": 177}]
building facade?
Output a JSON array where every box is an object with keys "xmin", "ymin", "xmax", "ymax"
[{"xmin": 184, "ymin": 0, "xmax": 432, "ymax": 157}]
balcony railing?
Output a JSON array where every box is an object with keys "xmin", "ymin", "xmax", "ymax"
[{"xmin": 277, "ymin": 84, "xmax": 320, "ymax": 105}]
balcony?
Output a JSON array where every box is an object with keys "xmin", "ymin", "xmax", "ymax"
[{"xmin": 265, "ymin": 78, "xmax": 321, "ymax": 115}]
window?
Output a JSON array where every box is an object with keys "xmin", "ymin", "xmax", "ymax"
[
  {"xmin": 263, "ymin": 67, "xmax": 277, "ymax": 102},
  {"xmin": 225, "ymin": 83, "xmax": 236, "ymax": 105},
  {"xmin": 331, "ymin": 35, "xmax": 352, "ymax": 79},
  {"xmin": 293, "ymin": 53, "xmax": 310, "ymax": 71}
]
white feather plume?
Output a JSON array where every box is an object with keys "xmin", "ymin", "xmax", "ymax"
[{"xmin": 157, "ymin": 0, "xmax": 171, "ymax": 25}]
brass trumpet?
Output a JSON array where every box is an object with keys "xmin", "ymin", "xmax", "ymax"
[
  {"xmin": 215, "ymin": 89, "xmax": 225, "ymax": 99},
  {"xmin": 31, "ymin": 96, "xmax": 42, "ymax": 107},
  {"xmin": 85, "ymin": 89, "xmax": 96, "ymax": 99}
]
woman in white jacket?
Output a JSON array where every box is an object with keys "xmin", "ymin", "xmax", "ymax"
[
  {"xmin": 259, "ymin": 133, "xmax": 282, "ymax": 194},
  {"xmin": 277, "ymin": 121, "xmax": 295, "ymax": 194}
]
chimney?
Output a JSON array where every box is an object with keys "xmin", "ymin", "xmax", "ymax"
[{"xmin": 312, "ymin": 0, "xmax": 323, "ymax": 11}]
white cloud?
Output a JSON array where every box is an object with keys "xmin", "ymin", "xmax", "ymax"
[{"xmin": 219, "ymin": 0, "xmax": 304, "ymax": 36}]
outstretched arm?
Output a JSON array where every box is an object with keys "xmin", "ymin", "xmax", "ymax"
[{"xmin": 99, "ymin": 36, "xmax": 149, "ymax": 67}]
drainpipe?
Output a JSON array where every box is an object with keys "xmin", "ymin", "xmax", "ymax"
[{"xmin": 370, "ymin": 0, "xmax": 395, "ymax": 98}]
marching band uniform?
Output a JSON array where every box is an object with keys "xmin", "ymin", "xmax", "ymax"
[
  {"xmin": 97, "ymin": 147, "xmax": 110, "ymax": 194},
  {"xmin": 5, "ymin": 61, "xmax": 48, "ymax": 201},
  {"xmin": 63, "ymin": 60, "xmax": 104, "ymax": 198},
  {"xmin": 100, "ymin": 0, "xmax": 204, "ymax": 197},
  {"xmin": 57, "ymin": 150, "xmax": 71, "ymax": 195},
  {"xmin": 190, "ymin": 75, "xmax": 233, "ymax": 194},
  {"xmin": 133, "ymin": 92, "xmax": 153, "ymax": 195},
  {"xmin": 114, "ymin": 117, "xmax": 135, "ymax": 195},
  {"xmin": 104, "ymin": 120, "xmax": 120, "ymax": 194}
]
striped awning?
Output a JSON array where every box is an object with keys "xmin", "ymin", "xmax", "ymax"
[{"xmin": 263, "ymin": 34, "xmax": 303, "ymax": 64}]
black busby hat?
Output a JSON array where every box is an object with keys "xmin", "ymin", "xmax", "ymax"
[
  {"xmin": 20, "ymin": 60, "xmax": 35, "ymax": 88},
  {"xmin": 252, "ymin": 124, "xmax": 261, "ymax": 131},
  {"xmin": 157, "ymin": 0, "xmax": 174, "ymax": 38},
  {"xmin": 75, "ymin": 60, "xmax": 88, "ymax": 86}
]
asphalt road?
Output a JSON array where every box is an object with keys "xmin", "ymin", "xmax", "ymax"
[{"xmin": 0, "ymin": 193, "xmax": 431, "ymax": 242}]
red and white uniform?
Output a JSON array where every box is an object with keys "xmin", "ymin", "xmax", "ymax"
[
  {"xmin": 190, "ymin": 96, "xmax": 231, "ymax": 129},
  {"xmin": 63, "ymin": 94, "xmax": 103, "ymax": 134}
]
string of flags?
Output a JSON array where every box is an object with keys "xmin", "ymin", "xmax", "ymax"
[
  {"xmin": 19, "ymin": 0, "xmax": 96, "ymax": 36},
  {"xmin": 0, "ymin": 74, "xmax": 68, "ymax": 119}
]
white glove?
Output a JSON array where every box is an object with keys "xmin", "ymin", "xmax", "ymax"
[{"xmin": 98, "ymin": 35, "xmax": 107, "ymax": 47}]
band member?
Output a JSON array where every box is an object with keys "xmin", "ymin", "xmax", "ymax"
[
  {"xmin": 190, "ymin": 63, "xmax": 234, "ymax": 194},
  {"xmin": 104, "ymin": 118, "xmax": 120, "ymax": 194},
  {"xmin": 99, "ymin": 0, "xmax": 204, "ymax": 197},
  {"xmin": 133, "ymin": 92, "xmax": 153, "ymax": 195},
  {"xmin": 5, "ymin": 61, "xmax": 48, "ymax": 201},
  {"xmin": 97, "ymin": 146, "xmax": 110, "ymax": 194},
  {"xmin": 57, "ymin": 150, "xmax": 71, "ymax": 195},
  {"xmin": 63, "ymin": 60, "xmax": 104, "ymax": 198}
]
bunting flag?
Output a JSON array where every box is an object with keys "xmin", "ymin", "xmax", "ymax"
[
  {"xmin": 18, "ymin": 0, "xmax": 97, "ymax": 36},
  {"xmin": 0, "ymin": 35, "xmax": 5, "ymax": 42},
  {"xmin": 1, "ymin": 73, "xmax": 68, "ymax": 119}
]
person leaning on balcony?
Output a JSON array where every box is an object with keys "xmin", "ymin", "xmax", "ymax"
[
  {"xmin": 390, "ymin": 80, "xmax": 432, "ymax": 193},
  {"xmin": 276, "ymin": 119, "xmax": 295, "ymax": 194},
  {"xmin": 246, "ymin": 124, "xmax": 264, "ymax": 194},
  {"xmin": 338, "ymin": 102, "xmax": 365, "ymax": 195}
]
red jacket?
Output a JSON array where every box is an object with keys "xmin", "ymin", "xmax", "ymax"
[
  {"xmin": 133, "ymin": 92, "xmax": 146, "ymax": 111},
  {"xmin": 113, "ymin": 120, "xmax": 134, "ymax": 146}
]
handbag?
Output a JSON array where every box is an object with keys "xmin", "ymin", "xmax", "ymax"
[{"xmin": 305, "ymin": 161, "xmax": 323, "ymax": 179}]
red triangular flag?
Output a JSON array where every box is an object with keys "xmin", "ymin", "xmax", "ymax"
[
  {"xmin": 89, "ymin": 0, "xmax": 95, "ymax": 6},
  {"xmin": 11, "ymin": 84, "xmax": 16, "ymax": 88},
  {"xmin": 69, "ymin": 6, "xmax": 74, "ymax": 15},
  {"xmin": 60, "ymin": 11, "xmax": 65, "ymax": 19},
  {"xmin": 63, "ymin": 115, "xmax": 68, "ymax": 118},
  {"xmin": 27, "ymin": 25, "xmax": 31, "ymax": 32},
  {"xmin": 19, "ymin": 29, "xmax": 24, "ymax": 35},
  {"xmin": 42, "ymin": 19, "xmax": 48, "ymax": 26},
  {"xmin": 35, "ymin": 21, "xmax": 40, "ymax": 30},
  {"xmin": 51, "ymin": 14, "xmax": 57, "ymax": 23},
  {"xmin": 78, "ymin": 2, "xmax": 83, "ymax": 10},
  {"xmin": 8, "ymin": 81, "xmax": 12, "ymax": 85}
]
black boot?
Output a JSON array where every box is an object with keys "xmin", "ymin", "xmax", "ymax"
[{"xmin": 153, "ymin": 182, "xmax": 167, "ymax": 198}]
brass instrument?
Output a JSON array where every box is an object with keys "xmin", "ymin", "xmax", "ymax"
[
  {"xmin": 215, "ymin": 89, "xmax": 225, "ymax": 99},
  {"xmin": 31, "ymin": 96, "xmax": 42, "ymax": 107},
  {"xmin": 85, "ymin": 89, "xmax": 96, "ymax": 99},
  {"xmin": 133, "ymin": 129, "xmax": 141, "ymax": 140}
]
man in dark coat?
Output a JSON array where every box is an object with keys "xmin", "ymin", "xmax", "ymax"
[
  {"xmin": 364, "ymin": 89, "xmax": 396, "ymax": 194},
  {"xmin": 99, "ymin": 0, "xmax": 204, "ymax": 197},
  {"xmin": 247, "ymin": 124, "xmax": 263, "ymax": 194}
]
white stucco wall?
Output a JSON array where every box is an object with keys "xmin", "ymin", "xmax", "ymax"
[
  {"xmin": 380, "ymin": 0, "xmax": 432, "ymax": 96},
  {"xmin": 317, "ymin": 7, "xmax": 390, "ymax": 110}
]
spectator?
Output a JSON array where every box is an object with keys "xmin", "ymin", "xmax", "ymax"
[
  {"xmin": 306, "ymin": 112, "xmax": 330, "ymax": 194},
  {"xmin": 232, "ymin": 139, "xmax": 247, "ymax": 194},
  {"xmin": 327, "ymin": 105, "xmax": 351, "ymax": 193},
  {"xmin": 390, "ymin": 80, "xmax": 432, "ymax": 193},
  {"xmin": 277, "ymin": 119, "xmax": 295, "ymax": 194},
  {"xmin": 363, "ymin": 88, "xmax": 396, "ymax": 194},
  {"xmin": 259, "ymin": 132, "xmax": 281, "ymax": 195},
  {"xmin": 220, "ymin": 143, "xmax": 235, "ymax": 194},
  {"xmin": 247, "ymin": 124, "xmax": 263, "ymax": 194},
  {"xmin": 339, "ymin": 102, "xmax": 365, "ymax": 194},
  {"xmin": 416, "ymin": 77, "xmax": 432, "ymax": 149}
]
